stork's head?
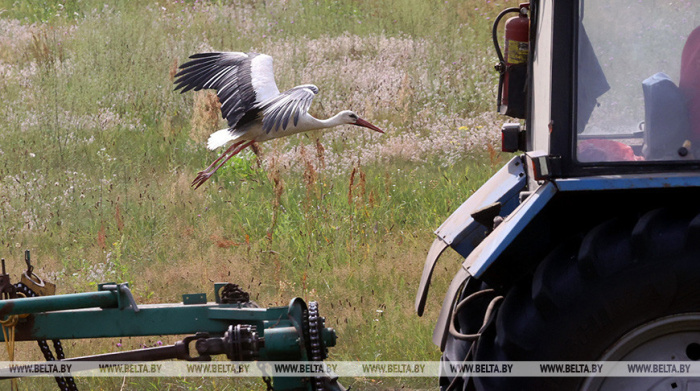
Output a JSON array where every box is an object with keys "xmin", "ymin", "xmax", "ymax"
[{"xmin": 341, "ymin": 111, "xmax": 384, "ymax": 133}]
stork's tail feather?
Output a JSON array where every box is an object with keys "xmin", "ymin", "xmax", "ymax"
[{"xmin": 207, "ymin": 128, "xmax": 237, "ymax": 150}]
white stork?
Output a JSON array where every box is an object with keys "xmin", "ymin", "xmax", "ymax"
[{"xmin": 174, "ymin": 52, "xmax": 384, "ymax": 189}]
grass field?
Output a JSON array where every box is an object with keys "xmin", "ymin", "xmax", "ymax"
[{"xmin": 0, "ymin": 0, "xmax": 517, "ymax": 389}]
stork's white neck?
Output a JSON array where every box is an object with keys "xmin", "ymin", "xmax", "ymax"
[{"xmin": 311, "ymin": 112, "xmax": 348, "ymax": 130}]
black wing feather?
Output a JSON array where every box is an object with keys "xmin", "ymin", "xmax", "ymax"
[{"xmin": 173, "ymin": 52, "xmax": 262, "ymax": 128}]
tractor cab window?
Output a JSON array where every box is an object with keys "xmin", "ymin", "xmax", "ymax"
[{"xmin": 576, "ymin": 0, "xmax": 700, "ymax": 163}]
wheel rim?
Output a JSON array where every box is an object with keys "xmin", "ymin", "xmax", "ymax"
[{"xmin": 582, "ymin": 313, "xmax": 700, "ymax": 391}]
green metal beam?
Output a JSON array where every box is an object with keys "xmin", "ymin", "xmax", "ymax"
[
  {"xmin": 0, "ymin": 291, "xmax": 118, "ymax": 318},
  {"xmin": 5, "ymin": 303, "xmax": 289, "ymax": 341}
]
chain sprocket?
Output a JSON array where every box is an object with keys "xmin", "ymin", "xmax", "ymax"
[
  {"xmin": 304, "ymin": 301, "xmax": 328, "ymax": 391},
  {"xmin": 307, "ymin": 301, "xmax": 327, "ymax": 361}
]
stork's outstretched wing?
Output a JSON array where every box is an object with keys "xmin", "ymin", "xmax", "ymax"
[
  {"xmin": 258, "ymin": 84, "xmax": 319, "ymax": 133},
  {"xmin": 173, "ymin": 52, "xmax": 280, "ymax": 128}
]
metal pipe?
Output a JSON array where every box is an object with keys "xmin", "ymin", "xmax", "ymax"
[
  {"xmin": 63, "ymin": 344, "xmax": 185, "ymax": 362},
  {"xmin": 0, "ymin": 291, "xmax": 118, "ymax": 317}
]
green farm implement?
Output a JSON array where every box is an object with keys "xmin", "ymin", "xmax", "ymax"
[{"xmin": 0, "ymin": 251, "xmax": 342, "ymax": 391}]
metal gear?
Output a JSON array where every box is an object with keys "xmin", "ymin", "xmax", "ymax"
[
  {"xmin": 307, "ymin": 301, "xmax": 325, "ymax": 361},
  {"xmin": 304, "ymin": 301, "xmax": 328, "ymax": 391}
]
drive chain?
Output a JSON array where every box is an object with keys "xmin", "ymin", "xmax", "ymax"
[{"xmin": 14, "ymin": 282, "xmax": 78, "ymax": 391}]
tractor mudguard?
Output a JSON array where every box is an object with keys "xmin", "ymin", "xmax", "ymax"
[
  {"xmin": 430, "ymin": 173, "xmax": 700, "ymax": 349},
  {"xmin": 415, "ymin": 157, "xmax": 526, "ymax": 316},
  {"xmin": 432, "ymin": 181, "xmax": 558, "ymax": 349}
]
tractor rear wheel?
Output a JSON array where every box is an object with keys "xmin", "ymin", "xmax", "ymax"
[{"xmin": 473, "ymin": 207, "xmax": 700, "ymax": 390}]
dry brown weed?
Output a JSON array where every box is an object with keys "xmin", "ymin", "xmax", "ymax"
[{"xmin": 189, "ymin": 91, "xmax": 222, "ymax": 142}]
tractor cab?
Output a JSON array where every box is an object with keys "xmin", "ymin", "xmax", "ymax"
[{"xmin": 509, "ymin": 0, "xmax": 700, "ymax": 176}]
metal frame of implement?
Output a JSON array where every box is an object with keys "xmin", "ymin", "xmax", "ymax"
[{"xmin": 0, "ymin": 266, "xmax": 341, "ymax": 391}]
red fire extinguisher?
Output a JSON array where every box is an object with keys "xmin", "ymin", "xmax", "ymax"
[{"xmin": 494, "ymin": 3, "xmax": 530, "ymax": 119}]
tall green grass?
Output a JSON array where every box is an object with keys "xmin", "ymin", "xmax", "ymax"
[{"xmin": 0, "ymin": 0, "xmax": 518, "ymax": 389}]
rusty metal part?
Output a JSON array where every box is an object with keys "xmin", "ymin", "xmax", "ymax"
[
  {"xmin": 21, "ymin": 270, "xmax": 56, "ymax": 297},
  {"xmin": 0, "ymin": 260, "xmax": 17, "ymax": 301}
]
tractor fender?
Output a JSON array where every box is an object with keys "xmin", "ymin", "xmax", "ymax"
[
  {"xmin": 431, "ymin": 173, "xmax": 700, "ymax": 349},
  {"xmin": 432, "ymin": 181, "xmax": 558, "ymax": 349},
  {"xmin": 415, "ymin": 157, "xmax": 526, "ymax": 316}
]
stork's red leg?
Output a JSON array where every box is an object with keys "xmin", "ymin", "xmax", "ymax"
[
  {"xmin": 191, "ymin": 140, "xmax": 245, "ymax": 188},
  {"xmin": 191, "ymin": 140, "xmax": 255, "ymax": 189},
  {"xmin": 201, "ymin": 140, "xmax": 245, "ymax": 174}
]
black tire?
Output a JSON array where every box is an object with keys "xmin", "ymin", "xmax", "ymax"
[{"xmin": 473, "ymin": 207, "xmax": 700, "ymax": 390}]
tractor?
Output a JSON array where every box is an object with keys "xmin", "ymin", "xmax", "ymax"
[{"xmin": 416, "ymin": 1, "xmax": 700, "ymax": 390}]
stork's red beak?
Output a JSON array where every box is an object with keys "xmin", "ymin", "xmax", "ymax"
[{"xmin": 354, "ymin": 118, "xmax": 384, "ymax": 133}]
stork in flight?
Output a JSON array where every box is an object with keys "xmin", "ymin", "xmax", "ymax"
[{"xmin": 174, "ymin": 52, "xmax": 384, "ymax": 189}]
